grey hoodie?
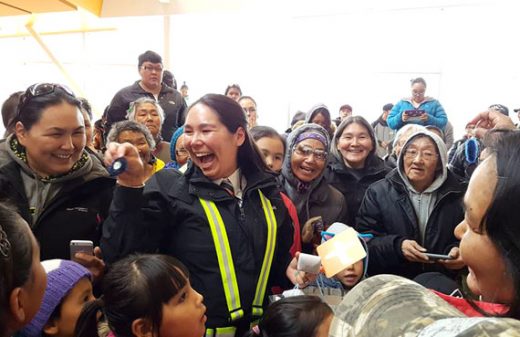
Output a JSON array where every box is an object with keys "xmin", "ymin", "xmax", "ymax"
[{"xmin": 397, "ymin": 130, "xmax": 448, "ymax": 242}]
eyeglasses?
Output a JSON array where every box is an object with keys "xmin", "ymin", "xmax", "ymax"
[
  {"xmin": 412, "ymin": 91, "xmax": 425, "ymax": 96},
  {"xmin": 403, "ymin": 148, "xmax": 438, "ymax": 161},
  {"xmin": 18, "ymin": 83, "xmax": 75, "ymax": 116},
  {"xmin": 295, "ymin": 145, "xmax": 328, "ymax": 161},
  {"xmin": 141, "ymin": 65, "xmax": 163, "ymax": 73}
]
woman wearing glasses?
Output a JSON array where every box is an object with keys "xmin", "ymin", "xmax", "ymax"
[
  {"xmin": 0, "ymin": 83, "xmax": 114, "ymax": 261},
  {"xmin": 356, "ymin": 130, "xmax": 466, "ymax": 280},
  {"xmin": 101, "ymin": 94, "xmax": 293, "ymax": 336},
  {"xmin": 387, "ymin": 77, "xmax": 448, "ymax": 131},
  {"xmin": 280, "ymin": 123, "xmax": 348, "ymax": 253}
]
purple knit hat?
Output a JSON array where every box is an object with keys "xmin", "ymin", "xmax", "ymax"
[{"xmin": 19, "ymin": 259, "xmax": 91, "ymax": 337}]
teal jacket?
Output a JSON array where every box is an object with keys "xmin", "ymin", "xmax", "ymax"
[{"xmin": 387, "ymin": 97, "xmax": 447, "ymax": 130}]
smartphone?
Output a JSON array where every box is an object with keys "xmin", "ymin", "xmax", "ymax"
[
  {"xmin": 405, "ymin": 109, "xmax": 425, "ymax": 117},
  {"xmin": 424, "ymin": 253, "xmax": 454, "ymax": 261},
  {"xmin": 70, "ymin": 240, "xmax": 94, "ymax": 260}
]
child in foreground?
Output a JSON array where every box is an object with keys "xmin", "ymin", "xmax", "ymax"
[
  {"xmin": 74, "ymin": 254, "xmax": 206, "ymax": 337},
  {"xmin": 244, "ymin": 296, "xmax": 332, "ymax": 337},
  {"xmin": 19, "ymin": 259, "xmax": 94, "ymax": 337}
]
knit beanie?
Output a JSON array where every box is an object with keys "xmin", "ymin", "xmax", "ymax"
[
  {"xmin": 169, "ymin": 126, "xmax": 185, "ymax": 164},
  {"xmin": 19, "ymin": 259, "xmax": 91, "ymax": 337}
]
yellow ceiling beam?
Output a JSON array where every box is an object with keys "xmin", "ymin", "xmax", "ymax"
[
  {"xmin": 25, "ymin": 16, "xmax": 85, "ymax": 97},
  {"xmin": 0, "ymin": 26, "xmax": 115, "ymax": 38},
  {"xmin": 66, "ymin": 0, "xmax": 103, "ymax": 16}
]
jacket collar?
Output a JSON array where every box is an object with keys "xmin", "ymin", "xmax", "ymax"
[
  {"xmin": 169, "ymin": 162, "xmax": 278, "ymax": 202},
  {"xmin": 130, "ymin": 80, "xmax": 174, "ymax": 95},
  {"xmin": 329, "ymin": 155, "xmax": 387, "ymax": 177},
  {"xmin": 387, "ymin": 168, "xmax": 465, "ymax": 200}
]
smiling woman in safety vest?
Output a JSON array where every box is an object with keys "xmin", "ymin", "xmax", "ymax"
[{"xmin": 101, "ymin": 94, "xmax": 293, "ymax": 337}]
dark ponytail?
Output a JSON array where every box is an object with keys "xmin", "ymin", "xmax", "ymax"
[{"xmin": 74, "ymin": 298, "xmax": 104, "ymax": 337}]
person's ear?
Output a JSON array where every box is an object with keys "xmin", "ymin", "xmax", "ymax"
[
  {"xmin": 9, "ymin": 287, "xmax": 27, "ymax": 325},
  {"xmin": 131, "ymin": 318, "xmax": 154, "ymax": 337},
  {"xmin": 14, "ymin": 121, "xmax": 28, "ymax": 146},
  {"xmin": 235, "ymin": 127, "xmax": 246, "ymax": 147},
  {"xmin": 43, "ymin": 318, "xmax": 59, "ymax": 336}
]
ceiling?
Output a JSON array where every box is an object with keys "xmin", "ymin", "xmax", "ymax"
[{"xmin": 0, "ymin": 0, "xmax": 248, "ymax": 17}]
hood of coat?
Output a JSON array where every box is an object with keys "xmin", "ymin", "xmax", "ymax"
[
  {"xmin": 397, "ymin": 130, "xmax": 447, "ymax": 193},
  {"xmin": 305, "ymin": 103, "xmax": 332, "ymax": 127},
  {"xmin": 282, "ymin": 123, "xmax": 331, "ymax": 186}
]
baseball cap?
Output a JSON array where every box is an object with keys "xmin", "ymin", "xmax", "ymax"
[{"xmin": 329, "ymin": 274, "xmax": 520, "ymax": 337}]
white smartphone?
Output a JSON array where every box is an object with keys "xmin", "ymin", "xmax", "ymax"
[{"xmin": 70, "ymin": 240, "xmax": 94, "ymax": 260}]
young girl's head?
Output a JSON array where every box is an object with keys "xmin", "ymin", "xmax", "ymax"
[
  {"xmin": 250, "ymin": 126, "xmax": 286, "ymax": 174},
  {"xmin": 245, "ymin": 296, "xmax": 333, "ymax": 337},
  {"xmin": 75, "ymin": 254, "xmax": 206, "ymax": 337},
  {"xmin": 20, "ymin": 259, "xmax": 93, "ymax": 337},
  {"xmin": 322, "ymin": 223, "xmax": 369, "ymax": 290},
  {"xmin": 0, "ymin": 202, "xmax": 46, "ymax": 337}
]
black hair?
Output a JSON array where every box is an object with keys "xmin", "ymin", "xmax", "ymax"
[
  {"xmin": 138, "ymin": 50, "xmax": 162, "ymax": 68},
  {"xmin": 488, "ymin": 104, "xmax": 509, "ymax": 116},
  {"xmin": 75, "ymin": 254, "xmax": 189, "ymax": 337},
  {"xmin": 250, "ymin": 126, "xmax": 286, "ymax": 156},
  {"xmin": 339, "ymin": 104, "xmax": 352, "ymax": 112},
  {"xmin": 9, "ymin": 85, "xmax": 81, "ymax": 132},
  {"xmin": 1, "ymin": 91, "xmax": 23, "ymax": 136},
  {"xmin": 180, "ymin": 81, "xmax": 188, "ymax": 91},
  {"xmin": 475, "ymin": 130, "xmax": 520, "ymax": 318},
  {"xmin": 411, "ymin": 77, "xmax": 427, "ymax": 87},
  {"xmin": 162, "ymin": 70, "xmax": 176, "ymax": 89},
  {"xmin": 0, "ymin": 202, "xmax": 34, "ymax": 337},
  {"xmin": 290, "ymin": 112, "xmax": 306, "ymax": 127},
  {"xmin": 79, "ymin": 97, "xmax": 93, "ymax": 121},
  {"xmin": 382, "ymin": 103, "xmax": 394, "ymax": 111},
  {"xmin": 188, "ymin": 94, "xmax": 268, "ymax": 175},
  {"xmin": 238, "ymin": 95, "xmax": 257, "ymax": 106},
  {"xmin": 224, "ymin": 84, "xmax": 242, "ymax": 96},
  {"xmin": 243, "ymin": 296, "xmax": 332, "ymax": 337}
]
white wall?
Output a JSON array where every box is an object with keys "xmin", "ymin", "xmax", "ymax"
[{"xmin": 0, "ymin": 0, "xmax": 519, "ymax": 138}]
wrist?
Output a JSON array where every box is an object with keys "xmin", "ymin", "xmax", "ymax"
[{"xmin": 117, "ymin": 180, "xmax": 145, "ymax": 188}]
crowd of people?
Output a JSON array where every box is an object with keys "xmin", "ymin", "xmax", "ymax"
[{"xmin": 1, "ymin": 48, "xmax": 520, "ymax": 337}]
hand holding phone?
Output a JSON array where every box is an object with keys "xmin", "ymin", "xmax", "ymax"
[
  {"xmin": 405, "ymin": 109, "xmax": 425, "ymax": 117},
  {"xmin": 70, "ymin": 240, "xmax": 94, "ymax": 260},
  {"xmin": 424, "ymin": 253, "xmax": 454, "ymax": 261}
]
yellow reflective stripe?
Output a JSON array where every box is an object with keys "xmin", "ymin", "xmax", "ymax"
[
  {"xmin": 252, "ymin": 190, "xmax": 278, "ymax": 317},
  {"xmin": 199, "ymin": 190, "xmax": 278, "ymax": 322},
  {"xmin": 205, "ymin": 326, "xmax": 236, "ymax": 337},
  {"xmin": 199, "ymin": 198, "xmax": 243, "ymax": 321}
]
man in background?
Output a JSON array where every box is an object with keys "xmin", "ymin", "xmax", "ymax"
[{"xmin": 104, "ymin": 50, "xmax": 186, "ymax": 141}]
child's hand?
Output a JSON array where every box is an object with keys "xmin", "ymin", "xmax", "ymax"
[
  {"xmin": 286, "ymin": 252, "xmax": 319, "ymax": 288},
  {"xmin": 402, "ymin": 112, "xmax": 410, "ymax": 122}
]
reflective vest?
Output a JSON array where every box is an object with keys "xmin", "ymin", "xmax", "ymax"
[{"xmin": 199, "ymin": 190, "xmax": 278, "ymax": 329}]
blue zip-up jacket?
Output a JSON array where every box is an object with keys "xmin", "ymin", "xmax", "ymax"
[{"xmin": 387, "ymin": 97, "xmax": 447, "ymax": 130}]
